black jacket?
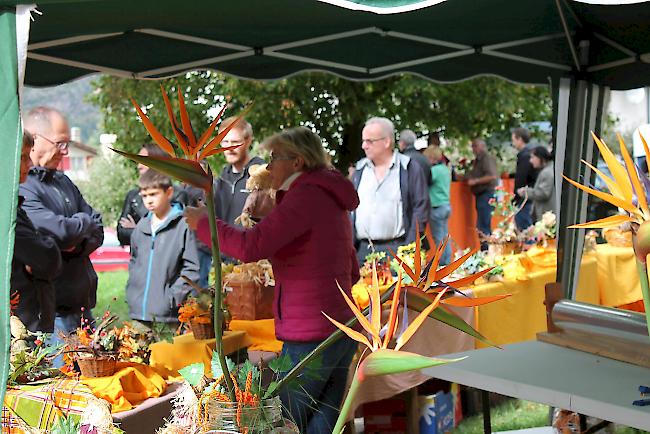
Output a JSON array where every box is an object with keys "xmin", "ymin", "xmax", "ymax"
[
  {"xmin": 125, "ymin": 205, "xmax": 200, "ymax": 322},
  {"xmin": 351, "ymin": 153, "xmax": 430, "ymax": 245},
  {"xmin": 19, "ymin": 167, "xmax": 103, "ymax": 313},
  {"xmin": 212, "ymin": 156, "xmax": 266, "ymax": 225},
  {"xmin": 117, "ymin": 185, "xmax": 188, "ymax": 246},
  {"xmin": 514, "ymin": 145, "xmax": 538, "ymax": 203},
  {"xmin": 402, "ymin": 145, "xmax": 433, "ymax": 186},
  {"xmin": 11, "ymin": 196, "xmax": 62, "ymax": 332}
]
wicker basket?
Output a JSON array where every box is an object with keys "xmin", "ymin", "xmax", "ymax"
[
  {"xmin": 190, "ymin": 318, "xmax": 215, "ymax": 340},
  {"xmin": 224, "ymin": 279, "xmax": 274, "ymax": 321},
  {"xmin": 76, "ymin": 354, "xmax": 117, "ymax": 377}
]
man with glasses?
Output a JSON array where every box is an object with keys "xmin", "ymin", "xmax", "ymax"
[
  {"xmin": 350, "ymin": 117, "xmax": 430, "ymax": 266},
  {"xmin": 212, "ymin": 117, "xmax": 265, "ymax": 261},
  {"xmin": 20, "ymin": 107, "xmax": 103, "ymax": 336}
]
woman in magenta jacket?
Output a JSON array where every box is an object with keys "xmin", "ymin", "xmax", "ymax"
[{"xmin": 185, "ymin": 127, "xmax": 360, "ymax": 434}]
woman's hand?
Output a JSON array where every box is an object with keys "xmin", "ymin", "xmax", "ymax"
[
  {"xmin": 184, "ymin": 205, "xmax": 207, "ymax": 230},
  {"xmin": 517, "ymin": 187, "xmax": 526, "ymax": 197}
]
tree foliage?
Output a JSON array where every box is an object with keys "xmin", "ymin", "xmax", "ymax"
[
  {"xmin": 88, "ymin": 71, "xmax": 551, "ymax": 171},
  {"xmin": 77, "ymin": 156, "xmax": 138, "ymax": 227}
]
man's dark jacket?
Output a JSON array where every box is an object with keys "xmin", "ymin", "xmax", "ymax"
[
  {"xmin": 19, "ymin": 167, "xmax": 103, "ymax": 313},
  {"xmin": 514, "ymin": 145, "xmax": 538, "ymax": 203},
  {"xmin": 350, "ymin": 153, "xmax": 430, "ymax": 245},
  {"xmin": 117, "ymin": 185, "xmax": 188, "ymax": 246},
  {"xmin": 11, "ymin": 196, "xmax": 62, "ymax": 332},
  {"xmin": 402, "ymin": 145, "xmax": 433, "ymax": 186},
  {"xmin": 212, "ymin": 156, "xmax": 265, "ymax": 225}
]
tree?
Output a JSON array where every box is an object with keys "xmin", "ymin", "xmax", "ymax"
[
  {"xmin": 88, "ymin": 71, "xmax": 551, "ymax": 171},
  {"xmin": 77, "ymin": 155, "xmax": 138, "ymax": 227}
]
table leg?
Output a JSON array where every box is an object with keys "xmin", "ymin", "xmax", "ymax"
[{"xmin": 482, "ymin": 389, "xmax": 492, "ymax": 434}]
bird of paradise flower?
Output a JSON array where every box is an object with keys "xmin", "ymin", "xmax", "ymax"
[
  {"xmin": 327, "ymin": 226, "xmax": 510, "ymax": 433},
  {"xmin": 564, "ymin": 132, "xmax": 650, "ymax": 335},
  {"xmin": 111, "ymin": 85, "xmax": 251, "ymax": 400}
]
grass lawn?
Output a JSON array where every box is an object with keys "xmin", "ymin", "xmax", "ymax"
[
  {"xmin": 93, "ymin": 271, "xmax": 129, "ymax": 323},
  {"xmin": 453, "ymin": 399, "xmax": 549, "ymax": 434}
]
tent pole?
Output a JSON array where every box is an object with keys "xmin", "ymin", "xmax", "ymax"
[
  {"xmin": 555, "ymin": 78, "xmax": 605, "ymax": 299},
  {"xmin": 0, "ymin": 6, "xmax": 21, "ymax": 408}
]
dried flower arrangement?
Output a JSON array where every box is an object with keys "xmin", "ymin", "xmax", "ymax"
[{"xmin": 9, "ymin": 316, "xmax": 60, "ymax": 384}]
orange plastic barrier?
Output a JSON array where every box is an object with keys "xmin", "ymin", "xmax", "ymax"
[{"xmin": 448, "ymin": 178, "xmax": 515, "ymax": 252}]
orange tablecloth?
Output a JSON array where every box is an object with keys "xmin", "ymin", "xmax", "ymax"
[
  {"xmin": 149, "ymin": 330, "xmax": 250, "ymax": 377},
  {"xmin": 81, "ymin": 362, "xmax": 167, "ymax": 413},
  {"xmin": 449, "ymin": 178, "xmax": 515, "ymax": 251}
]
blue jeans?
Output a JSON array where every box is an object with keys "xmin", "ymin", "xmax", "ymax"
[
  {"xmin": 48, "ymin": 309, "xmax": 95, "ymax": 367},
  {"xmin": 475, "ymin": 190, "xmax": 494, "ymax": 250},
  {"xmin": 514, "ymin": 200, "xmax": 533, "ymax": 230},
  {"xmin": 198, "ymin": 249, "xmax": 212, "ymax": 290},
  {"xmin": 430, "ymin": 204, "xmax": 452, "ymax": 266},
  {"xmin": 279, "ymin": 337, "xmax": 358, "ymax": 434}
]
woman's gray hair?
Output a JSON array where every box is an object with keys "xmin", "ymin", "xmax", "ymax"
[
  {"xmin": 365, "ymin": 117, "xmax": 395, "ymax": 144},
  {"xmin": 263, "ymin": 127, "xmax": 328, "ymax": 171}
]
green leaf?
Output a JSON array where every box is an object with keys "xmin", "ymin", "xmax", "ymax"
[
  {"xmin": 211, "ymin": 352, "xmax": 235, "ymax": 379},
  {"xmin": 406, "ymin": 287, "xmax": 497, "ymax": 347},
  {"xmin": 302, "ymin": 354, "xmax": 323, "ymax": 380},
  {"xmin": 263, "ymin": 381, "xmax": 279, "ymax": 399},
  {"xmin": 111, "ymin": 148, "xmax": 212, "ymax": 191},
  {"xmin": 178, "ymin": 363, "xmax": 204, "ymax": 386},
  {"xmin": 50, "ymin": 415, "xmax": 81, "ymax": 434},
  {"xmin": 358, "ymin": 349, "xmax": 463, "ymax": 379},
  {"xmin": 269, "ymin": 354, "xmax": 293, "ymax": 373},
  {"xmin": 237, "ymin": 359, "xmax": 261, "ymax": 394}
]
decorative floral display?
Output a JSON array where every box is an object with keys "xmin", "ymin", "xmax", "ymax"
[
  {"xmin": 389, "ymin": 242, "xmax": 426, "ymax": 281},
  {"xmin": 564, "ymin": 132, "xmax": 650, "ymax": 333},
  {"xmin": 158, "ymin": 353, "xmax": 300, "ymax": 433},
  {"xmin": 8, "ymin": 316, "xmax": 60, "ymax": 384},
  {"xmin": 327, "ymin": 231, "xmax": 509, "ymax": 433},
  {"xmin": 360, "ymin": 251, "xmax": 392, "ymax": 286}
]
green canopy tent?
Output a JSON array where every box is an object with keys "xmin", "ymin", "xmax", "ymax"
[{"xmin": 2, "ymin": 0, "xmax": 650, "ymax": 406}]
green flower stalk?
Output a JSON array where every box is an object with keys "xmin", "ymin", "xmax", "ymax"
[{"xmin": 113, "ymin": 85, "xmax": 251, "ymax": 400}]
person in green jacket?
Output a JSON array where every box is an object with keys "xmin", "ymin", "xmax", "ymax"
[{"xmin": 424, "ymin": 146, "xmax": 452, "ymax": 265}]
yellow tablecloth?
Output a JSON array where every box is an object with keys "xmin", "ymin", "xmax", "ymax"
[
  {"xmin": 229, "ymin": 319, "xmax": 283, "ymax": 352},
  {"xmin": 80, "ymin": 362, "xmax": 166, "ymax": 413},
  {"xmin": 149, "ymin": 330, "xmax": 250, "ymax": 377},
  {"xmin": 472, "ymin": 253, "xmax": 599, "ymax": 348},
  {"xmin": 595, "ymin": 244, "xmax": 643, "ymax": 307}
]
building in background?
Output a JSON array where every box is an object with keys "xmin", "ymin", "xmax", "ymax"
[{"xmin": 57, "ymin": 127, "xmax": 98, "ymax": 181}]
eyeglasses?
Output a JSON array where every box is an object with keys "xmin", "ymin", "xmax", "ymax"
[
  {"xmin": 268, "ymin": 153, "xmax": 295, "ymax": 163},
  {"xmin": 37, "ymin": 134, "xmax": 70, "ymax": 150},
  {"xmin": 361, "ymin": 137, "xmax": 388, "ymax": 145}
]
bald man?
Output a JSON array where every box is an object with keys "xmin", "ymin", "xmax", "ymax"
[{"xmin": 20, "ymin": 107, "xmax": 103, "ymax": 334}]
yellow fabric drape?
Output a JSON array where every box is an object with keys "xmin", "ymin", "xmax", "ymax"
[
  {"xmin": 149, "ymin": 330, "xmax": 249, "ymax": 378},
  {"xmin": 229, "ymin": 319, "xmax": 282, "ymax": 353},
  {"xmin": 595, "ymin": 244, "xmax": 643, "ymax": 307},
  {"xmin": 80, "ymin": 362, "xmax": 166, "ymax": 413},
  {"xmin": 473, "ymin": 254, "xmax": 599, "ymax": 348}
]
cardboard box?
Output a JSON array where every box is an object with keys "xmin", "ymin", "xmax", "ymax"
[{"xmin": 419, "ymin": 391, "xmax": 454, "ymax": 434}]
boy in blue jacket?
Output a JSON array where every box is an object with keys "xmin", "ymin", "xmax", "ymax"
[{"xmin": 125, "ymin": 170, "xmax": 199, "ymax": 328}]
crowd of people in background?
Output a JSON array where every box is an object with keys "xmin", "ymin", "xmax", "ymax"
[{"xmin": 10, "ymin": 105, "xmax": 556, "ymax": 433}]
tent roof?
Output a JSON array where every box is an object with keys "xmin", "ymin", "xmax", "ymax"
[{"xmin": 12, "ymin": 0, "xmax": 650, "ymax": 89}]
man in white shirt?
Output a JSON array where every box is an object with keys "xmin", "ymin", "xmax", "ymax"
[{"xmin": 350, "ymin": 117, "xmax": 430, "ymax": 266}]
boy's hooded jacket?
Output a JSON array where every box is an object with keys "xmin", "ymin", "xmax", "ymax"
[
  {"xmin": 126, "ymin": 204, "xmax": 200, "ymax": 322},
  {"xmin": 198, "ymin": 168, "xmax": 360, "ymax": 342}
]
